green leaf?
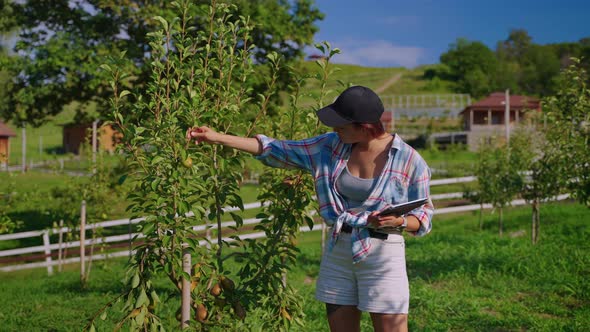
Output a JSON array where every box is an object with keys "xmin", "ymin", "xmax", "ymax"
[
  {"xmin": 256, "ymin": 213, "xmax": 269, "ymax": 219},
  {"xmin": 142, "ymin": 223, "xmax": 155, "ymax": 235},
  {"xmin": 330, "ymin": 48, "xmax": 341, "ymax": 57},
  {"xmin": 135, "ymin": 307, "xmax": 147, "ymax": 325},
  {"xmin": 135, "ymin": 289, "xmax": 148, "ymax": 308},
  {"xmin": 180, "ymin": 271, "xmax": 191, "ymax": 281},
  {"xmin": 119, "ymin": 90, "xmax": 132, "ymax": 99},
  {"xmin": 131, "ymin": 273, "xmax": 140, "ymax": 288},
  {"xmin": 150, "ymin": 290, "xmax": 160, "ymax": 304},
  {"xmin": 305, "ymin": 216, "xmax": 314, "ymax": 230},
  {"xmin": 151, "ymin": 178, "xmax": 161, "ymax": 191},
  {"xmin": 230, "ymin": 212, "xmax": 243, "ymax": 227},
  {"xmin": 153, "ymin": 16, "xmax": 169, "ymax": 31},
  {"xmin": 314, "ymin": 43, "xmax": 326, "ymax": 54},
  {"xmin": 99, "ymin": 64, "xmax": 112, "ymax": 72},
  {"xmin": 118, "ymin": 174, "xmax": 127, "ymax": 185},
  {"xmin": 179, "ymin": 201, "xmax": 190, "ymax": 214},
  {"xmin": 151, "ymin": 156, "xmax": 164, "ymax": 165}
]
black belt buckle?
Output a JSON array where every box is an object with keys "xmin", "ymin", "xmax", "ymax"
[
  {"xmin": 341, "ymin": 224, "xmax": 353, "ymax": 233},
  {"xmin": 340, "ymin": 224, "xmax": 388, "ymax": 239},
  {"xmin": 368, "ymin": 229, "xmax": 388, "ymax": 240}
]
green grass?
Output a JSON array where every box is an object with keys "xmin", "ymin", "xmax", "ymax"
[
  {"xmin": 419, "ymin": 147, "xmax": 478, "ymax": 178},
  {"xmin": 378, "ymin": 65, "xmax": 455, "ymax": 95},
  {"xmin": 0, "ymin": 202, "xmax": 588, "ymax": 331},
  {"xmin": 0, "ymin": 171, "xmax": 75, "ymax": 193}
]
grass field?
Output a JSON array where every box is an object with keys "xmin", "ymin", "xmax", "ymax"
[{"xmin": 0, "ymin": 202, "xmax": 588, "ymax": 331}]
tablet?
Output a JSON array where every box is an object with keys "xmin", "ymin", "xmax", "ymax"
[{"xmin": 377, "ymin": 198, "xmax": 429, "ymax": 217}]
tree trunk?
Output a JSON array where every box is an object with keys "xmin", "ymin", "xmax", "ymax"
[
  {"xmin": 532, "ymin": 199, "xmax": 540, "ymax": 244},
  {"xmin": 498, "ymin": 207, "xmax": 503, "ymax": 236}
]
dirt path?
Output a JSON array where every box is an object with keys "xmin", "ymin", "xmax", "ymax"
[{"xmin": 375, "ymin": 73, "xmax": 403, "ymax": 93}]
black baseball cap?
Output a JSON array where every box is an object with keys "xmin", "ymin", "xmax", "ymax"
[{"xmin": 316, "ymin": 86, "xmax": 384, "ymax": 127}]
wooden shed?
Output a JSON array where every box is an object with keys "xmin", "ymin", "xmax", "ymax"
[
  {"xmin": 63, "ymin": 123, "xmax": 121, "ymax": 155},
  {"xmin": 0, "ymin": 121, "xmax": 17, "ymax": 164},
  {"xmin": 459, "ymin": 92, "xmax": 541, "ymax": 150}
]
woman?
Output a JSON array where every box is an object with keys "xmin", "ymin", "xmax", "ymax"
[{"xmin": 188, "ymin": 85, "xmax": 434, "ymax": 332}]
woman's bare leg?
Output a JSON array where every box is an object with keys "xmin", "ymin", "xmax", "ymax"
[
  {"xmin": 369, "ymin": 312, "xmax": 408, "ymax": 332},
  {"xmin": 326, "ymin": 303, "xmax": 362, "ymax": 332}
]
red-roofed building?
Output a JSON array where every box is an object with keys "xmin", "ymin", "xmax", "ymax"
[
  {"xmin": 0, "ymin": 121, "xmax": 17, "ymax": 165},
  {"xmin": 460, "ymin": 92, "xmax": 541, "ymax": 149}
]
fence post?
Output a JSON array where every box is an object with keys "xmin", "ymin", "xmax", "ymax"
[
  {"xmin": 21, "ymin": 125, "xmax": 26, "ymax": 173},
  {"xmin": 80, "ymin": 200, "xmax": 86, "ymax": 284},
  {"xmin": 58, "ymin": 219, "xmax": 64, "ymax": 272},
  {"xmin": 42, "ymin": 230, "xmax": 54, "ymax": 276}
]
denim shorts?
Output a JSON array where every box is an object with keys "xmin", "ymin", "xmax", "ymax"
[{"xmin": 315, "ymin": 232, "xmax": 409, "ymax": 314}]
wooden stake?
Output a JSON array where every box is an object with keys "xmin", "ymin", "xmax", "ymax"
[{"xmin": 181, "ymin": 245, "xmax": 191, "ymax": 328}]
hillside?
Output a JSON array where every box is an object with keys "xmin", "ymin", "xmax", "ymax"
[
  {"xmin": 4, "ymin": 63, "xmax": 459, "ymax": 166},
  {"xmin": 294, "ymin": 61, "xmax": 455, "ymax": 104}
]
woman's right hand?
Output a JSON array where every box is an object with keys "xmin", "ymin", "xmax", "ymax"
[{"xmin": 187, "ymin": 126, "xmax": 219, "ymax": 144}]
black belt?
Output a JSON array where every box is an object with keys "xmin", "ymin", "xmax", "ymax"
[{"xmin": 340, "ymin": 224, "xmax": 389, "ymax": 240}]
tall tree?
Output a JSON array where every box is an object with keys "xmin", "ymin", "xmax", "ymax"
[
  {"xmin": 520, "ymin": 44, "xmax": 560, "ymax": 96},
  {"xmin": 499, "ymin": 29, "xmax": 533, "ymax": 61},
  {"xmin": 440, "ymin": 38, "xmax": 498, "ymax": 98},
  {"xmin": 0, "ymin": 0, "xmax": 323, "ymax": 126}
]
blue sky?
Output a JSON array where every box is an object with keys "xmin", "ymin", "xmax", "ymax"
[{"xmin": 307, "ymin": 0, "xmax": 590, "ymax": 68}]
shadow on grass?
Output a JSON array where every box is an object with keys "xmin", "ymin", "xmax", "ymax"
[
  {"xmin": 295, "ymin": 250, "xmax": 321, "ymax": 278},
  {"xmin": 44, "ymin": 146, "xmax": 66, "ymax": 155}
]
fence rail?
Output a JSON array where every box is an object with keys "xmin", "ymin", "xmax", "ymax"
[{"xmin": 0, "ymin": 175, "xmax": 569, "ymax": 274}]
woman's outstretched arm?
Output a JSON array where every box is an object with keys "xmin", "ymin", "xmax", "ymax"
[{"xmin": 187, "ymin": 126, "xmax": 262, "ymax": 155}]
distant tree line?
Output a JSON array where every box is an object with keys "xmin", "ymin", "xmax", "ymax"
[{"xmin": 426, "ymin": 29, "xmax": 590, "ymax": 98}]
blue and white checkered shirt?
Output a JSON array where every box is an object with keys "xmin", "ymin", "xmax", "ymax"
[{"xmin": 255, "ymin": 132, "xmax": 433, "ymax": 263}]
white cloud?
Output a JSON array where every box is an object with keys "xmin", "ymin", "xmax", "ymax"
[{"xmin": 310, "ymin": 39, "xmax": 426, "ymax": 68}]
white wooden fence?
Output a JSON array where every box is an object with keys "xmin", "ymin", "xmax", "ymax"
[{"xmin": 0, "ymin": 176, "xmax": 569, "ymax": 274}]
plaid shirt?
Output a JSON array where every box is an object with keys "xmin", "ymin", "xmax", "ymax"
[{"xmin": 255, "ymin": 132, "xmax": 433, "ymax": 263}]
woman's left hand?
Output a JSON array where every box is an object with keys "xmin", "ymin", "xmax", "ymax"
[{"xmin": 367, "ymin": 212, "xmax": 404, "ymax": 229}]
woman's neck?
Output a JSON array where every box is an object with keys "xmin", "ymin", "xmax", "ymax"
[{"xmin": 355, "ymin": 133, "xmax": 393, "ymax": 152}]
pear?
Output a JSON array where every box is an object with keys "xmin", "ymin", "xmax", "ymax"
[
  {"xmin": 196, "ymin": 303, "xmax": 208, "ymax": 322},
  {"xmin": 232, "ymin": 301, "xmax": 246, "ymax": 320},
  {"xmin": 220, "ymin": 276, "xmax": 235, "ymax": 292},
  {"xmin": 182, "ymin": 157, "xmax": 193, "ymax": 168},
  {"xmin": 209, "ymin": 283, "xmax": 221, "ymax": 297}
]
